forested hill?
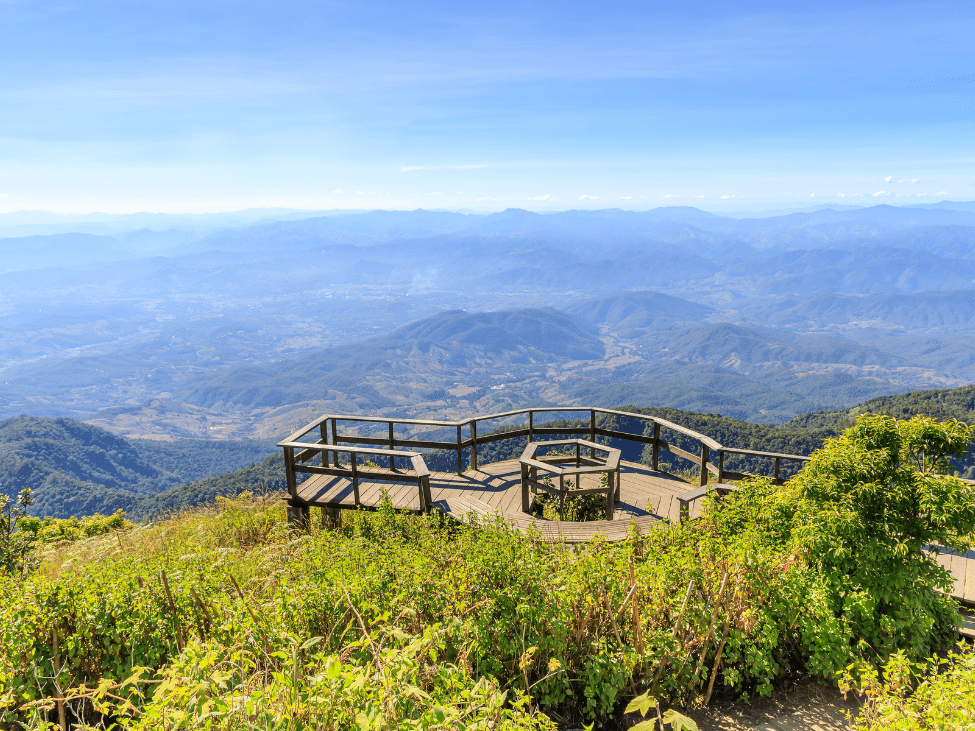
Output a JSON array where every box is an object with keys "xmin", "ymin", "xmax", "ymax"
[
  {"xmin": 783, "ymin": 385, "xmax": 975, "ymax": 431},
  {"xmin": 0, "ymin": 416, "xmax": 275, "ymax": 518}
]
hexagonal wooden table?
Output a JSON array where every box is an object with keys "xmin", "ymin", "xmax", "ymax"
[{"xmin": 518, "ymin": 438, "xmax": 622, "ymax": 520}]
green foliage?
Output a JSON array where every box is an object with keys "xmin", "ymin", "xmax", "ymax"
[
  {"xmin": 0, "ymin": 490, "xmax": 857, "ymax": 728},
  {"xmin": 18, "ymin": 509, "xmax": 134, "ymax": 545},
  {"xmin": 839, "ymin": 646, "xmax": 975, "ymax": 730},
  {"xmin": 0, "ymin": 487, "xmax": 35, "ymax": 574},
  {"xmin": 788, "ymin": 414, "xmax": 975, "ymax": 663}
]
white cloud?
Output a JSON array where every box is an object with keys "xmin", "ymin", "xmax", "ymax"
[
  {"xmin": 872, "ymin": 191, "xmax": 889, "ymax": 196},
  {"xmin": 720, "ymin": 194, "xmax": 735, "ymax": 199},
  {"xmin": 837, "ymin": 193, "xmax": 846, "ymax": 197},
  {"xmin": 429, "ymin": 192, "xmax": 443, "ymax": 195},
  {"xmin": 884, "ymin": 175, "xmax": 893, "ymax": 183},
  {"xmin": 912, "ymin": 178, "xmax": 919, "ymax": 183},
  {"xmin": 936, "ymin": 191, "xmax": 948, "ymax": 195},
  {"xmin": 530, "ymin": 194, "xmax": 551, "ymax": 201},
  {"xmin": 578, "ymin": 194, "xmax": 600, "ymax": 200},
  {"xmin": 851, "ymin": 193, "xmax": 863, "ymax": 197},
  {"xmin": 917, "ymin": 193, "xmax": 927, "ymax": 196},
  {"xmin": 899, "ymin": 178, "xmax": 920, "ymax": 183},
  {"xmin": 810, "ymin": 193, "xmax": 816, "ymax": 197},
  {"xmin": 620, "ymin": 196, "xmax": 633, "ymax": 200},
  {"xmin": 477, "ymin": 197, "xmax": 497, "ymax": 201},
  {"xmin": 356, "ymin": 191, "xmax": 365, "ymax": 195},
  {"xmin": 333, "ymin": 188, "xmax": 344, "ymax": 194},
  {"xmin": 661, "ymin": 193, "xmax": 681, "ymax": 199},
  {"xmin": 696, "ymin": 194, "xmax": 705, "ymax": 198},
  {"xmin": 400, "ymin": 165, "xmax": 487, "ymax": 172}
]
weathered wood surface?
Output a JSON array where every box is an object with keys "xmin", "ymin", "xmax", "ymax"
[
  {"xmin": 295, "ymin": 458, "xmax": 694, "ymax": 527},
  {"xmin": 934, "ymin": 547, "xmax": 975, "ymax": 606}
]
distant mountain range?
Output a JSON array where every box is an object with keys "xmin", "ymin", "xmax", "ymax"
[{"xmin": 3, "ymin": 204, "xmax": 975, "ymax": 438}]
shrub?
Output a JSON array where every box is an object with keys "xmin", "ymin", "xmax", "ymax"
[
  {"xmin": 788, "ymin": 414, "xmax": 975, "ymax": 664},
  {"xmin": 18, "ymin": 509, "xmax": 134, "ymax": 545},
  {"xmin": 840, "ymin": 645, "xmax": 975, "ymax": 730}
]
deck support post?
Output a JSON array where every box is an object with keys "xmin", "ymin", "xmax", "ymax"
[
  {"xmin": 287, "ymin": 502, "xmax": 311, "ymax": 531},
  {"xmin": 520, "ymin": 463, "xmax": 531, "ymax": 513},
  {"xmin": 321, "ymin": 505, "xmax": 340, "ymax": 529},
  {"xmin": 606, "ymin": 469, "xmax": 616, "ymax": 520},
  {"xmin": 699, "ymin": 444, "xmax": 710, "ymax": 487}
]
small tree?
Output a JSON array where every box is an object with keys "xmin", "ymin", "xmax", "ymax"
[
  {"xmin": 0, "ymin": 487, "xmax": 36, "ymax": 575},
  {"xmin": 791, "ymin": 414, "xmax": 975, "ymax": 661}
]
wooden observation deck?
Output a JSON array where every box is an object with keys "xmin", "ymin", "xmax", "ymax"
[{"xmin": 277, "ymin": 406, "xmax": 975, "ymax": 605}]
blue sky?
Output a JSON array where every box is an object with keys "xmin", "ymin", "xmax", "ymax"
[{"xmin": 1, "ymin": 0, "xmax": 973, "ymax": 213}]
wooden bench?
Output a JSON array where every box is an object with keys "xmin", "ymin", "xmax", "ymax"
[{"xmin": 519, "ymin": 439, "xmax": 622, "ymax": 520}]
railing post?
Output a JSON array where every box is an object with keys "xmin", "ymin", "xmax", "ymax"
[
  {"xmin": 284, "ymin": 446, "xmax": 297, "ymax": 499},
  {"xmin": 529, "ymin": 410, "xmax": 534, "ymax": 442},
  {"xmin": 521, "ymin": 462, "xmax": 530, "ymax": 513},
  {"xmin": 718, "ymin": 450, "xmax": 725, "ymax": 483},
  {"xmin": 590, "ymin": 409, "xmax": 596, "ymax": 458},
  {"xmin": 700, "ymin": 443, "xmax": 709, "ymax": 487},
  {"xmin": 330, "ymin": 418, "xmax": 338, "ymax": 467},
  {"xmin": 456, "ymin": 424, "xmax": 463, "ymax": 475},
  {"xmin": 326, "ymin": 419, "xmax": 329, "ymax": 467},
  {"xmin": 388, "ymin": 422, "xmax": 395, "ymax": 471},
  {"xmin": 470, "ymin": 420, "xmax": 478, "ymax": 471},
  {"xmin": 652, "ymin": 422, "xmax": 660, "ymax": 472},
  {"xmin": 774, "ymin": 457, "xmax": 781, "ymax": 484},
  {"xmin": 351, "ymin": 451, "xmax": 360, "ymax": 506}
]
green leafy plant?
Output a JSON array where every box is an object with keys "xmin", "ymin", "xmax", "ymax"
[
  {"xmin": 0, "ymin": 487, "xmax": 36, "ymax": 575},
  {"xmin": 624, "ymin": 690, "xmax": 699, "ymax": 730},
  {"xmin": 789, "ymin": 414, "xmax": 975, "ymax": 663},
  {"xmin": 839, "ymin": 646, "xmax": 975, "ymax": 730}
]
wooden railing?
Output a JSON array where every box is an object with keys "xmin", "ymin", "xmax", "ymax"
[
  {"xmin": 278, "ymin": 407, "xmax": 811, "ymax": 492},
  {"xmin": 278, "ymin": 440, "xmax": 432, "ymax": 512}
]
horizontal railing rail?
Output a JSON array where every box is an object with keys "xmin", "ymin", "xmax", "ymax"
[{"xmin": 279, "ymin": 406, "xmax": 814, "ymax": 491}]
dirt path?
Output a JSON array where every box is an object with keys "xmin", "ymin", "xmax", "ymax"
[{"xmin": 684, "ymin": 680, "xmax": 860, "ymax": 730}]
